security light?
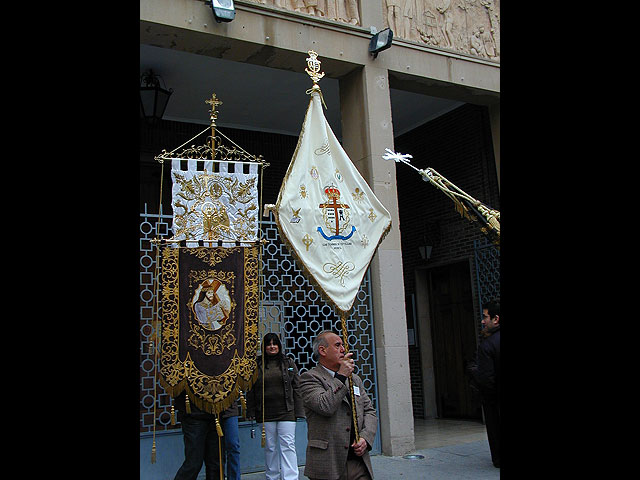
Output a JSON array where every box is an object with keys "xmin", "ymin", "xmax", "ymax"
[
  {"xmin": 369, "ymin": 27, "xmax": 393, "ymax": 59},
  {"xmin": 210, "ymin": 0, "xmax": 235, "ymax": 23}
]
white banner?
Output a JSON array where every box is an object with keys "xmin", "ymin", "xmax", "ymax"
[
  {"xmin": 171, "ymin": 160, "xmax": 259, "ymax": 245},
  {"xmin": 274, "ymin": 90, "xmax": 392, "ymax": 313}
]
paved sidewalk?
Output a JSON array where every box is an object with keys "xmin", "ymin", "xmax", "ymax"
[{"xmin": 241, "ymin": 440, "xmax": 499, "ymax": 480}]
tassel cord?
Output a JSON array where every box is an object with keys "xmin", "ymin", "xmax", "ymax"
[{"xmin": 306, "ymin": 85, "xmax": 328, "ymax": 110}]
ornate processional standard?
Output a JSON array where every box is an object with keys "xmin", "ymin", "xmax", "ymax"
[
  {"xmin": 271, "ymin": 51, "xmax": 392, "ymax": 442},
  {"xmin": 148, "ymin": 92, "xmax": 269, "ymax": 471}
]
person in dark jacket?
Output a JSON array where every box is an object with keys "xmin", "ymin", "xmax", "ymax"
[
  {"xmin": 172, "ymin": 392, "xmax": 241, "ymax": 480},
  {"xmin": 247, "ymin": 333, "xmax": 305, "ymax": 480},
  {"xmin": 467, "ymin": 300, "xmax": 500, "ymax": 468}
]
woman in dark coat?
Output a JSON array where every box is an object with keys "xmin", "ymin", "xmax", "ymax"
[{"xmin": 247, "ymin": 333, "xmax": 305, "ymax": 480}]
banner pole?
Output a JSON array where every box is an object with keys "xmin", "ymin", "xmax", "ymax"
[{"xmin": 339, "ymin": 311, "xmax": 360, "ymax": 443}]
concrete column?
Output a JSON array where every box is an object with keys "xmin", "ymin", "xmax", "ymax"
[{"xmin": 339, "ymin": 64, "xmax": 415, "ymax": 457}]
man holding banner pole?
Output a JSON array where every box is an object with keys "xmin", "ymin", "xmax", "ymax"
[
  {"xmin": 273, "ymin": 52, "xmax": 390, "ymax": 479},
  {"xmin": 299, "ymin": 330, "xmax": 377, "ymax": 480}
]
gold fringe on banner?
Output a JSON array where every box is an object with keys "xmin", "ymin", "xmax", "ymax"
[{"xmin": 160, "ymin": 367, "xmax": 259, "ymax": 417}]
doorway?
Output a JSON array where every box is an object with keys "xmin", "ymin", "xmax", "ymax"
[{"xmin": 428, "ymin": 260, "xmax": 482, "ymax": 420}]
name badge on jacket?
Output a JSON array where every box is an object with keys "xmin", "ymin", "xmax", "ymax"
[{"xmin": 353, "ymin": 386, "xmax": 360, "ymax": 396}]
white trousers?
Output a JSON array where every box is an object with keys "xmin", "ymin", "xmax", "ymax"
[{"xmin": 264, "ymin": 421, "xmax": 299, "ymax": 480}]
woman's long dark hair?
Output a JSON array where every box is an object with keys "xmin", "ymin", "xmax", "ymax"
[{"xmin": 262, "ymin": 332, "xmax": 285, "ymax": 366}]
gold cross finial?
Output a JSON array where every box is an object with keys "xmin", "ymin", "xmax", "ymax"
[
  {"xmin": 206, "ymin": 93, "xmax": 223, "ymax": 125},
  {"xmin": 205, "ymin": 92, "xmax": 223, "ymax": 159}
]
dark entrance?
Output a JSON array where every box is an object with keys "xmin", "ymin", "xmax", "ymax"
[{"xmin": 428, "ymin": 260, "xmax": 482, "ymax": 419}]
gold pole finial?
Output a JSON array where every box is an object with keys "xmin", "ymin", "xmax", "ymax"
[
  {"xmin": 305, "ymin": 51, "xmax": 327, "ymax": 108},
  {"xmin": 305, "ymin": 50, "xmax": 325, "ymax": 86}
]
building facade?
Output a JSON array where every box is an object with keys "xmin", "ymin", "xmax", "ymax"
[{"xmin": 140, "ymin": 1, "xmax": 499, "ymax": 477}]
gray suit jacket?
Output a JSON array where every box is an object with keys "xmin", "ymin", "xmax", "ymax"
[{"xmin": 299, "ymin": 365, "xmax": 377, "ymax": 479}]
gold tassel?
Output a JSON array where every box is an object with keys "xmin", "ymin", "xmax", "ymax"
[
  {"xmin": 151, "ymin": 441, "xmax": 157, "ymax": 464},
  {"xmin": 455, "ymin": 200, "xmax": 469, "ymax": 219},
  {"xmin": 239, "ymin": 391, "xmax": 247, "ymax": 415},
  {"xmin": 170, "ymin": 405, "xmax": 176, "ymax": 425},
  {"xmin": 185, "ymin": 394, "xmax": 191, "ymax": 414},
  {"xmin": 261, "ymin": 425, "xmax": 266, "ymax": 448},
  {"xmin": 215, "ymin": 416, "xmax": 224, "ymax": 437}
]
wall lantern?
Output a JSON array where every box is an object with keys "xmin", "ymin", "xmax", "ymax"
[
  {"xmin": 210, "ymin": 0, "xmax": 236, "ymax": 22},
  {"xmin": 369, "ymin": 27, "xmax": 393, "ymax": 59},
  {"xmin": 140, "ymin": 69, "xmax": 173, "ymax": 123}
]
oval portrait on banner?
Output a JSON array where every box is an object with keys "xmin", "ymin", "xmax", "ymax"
[{"xmin": 191, "ymin": 278, "xmax": 231, "ymax": 331}]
